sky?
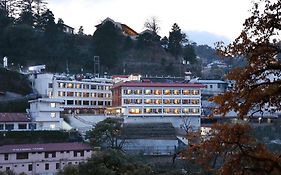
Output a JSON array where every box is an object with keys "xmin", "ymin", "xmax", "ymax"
[{"xmin": 48, "ymin": 0, "xmax": 253, "ymax": 46}]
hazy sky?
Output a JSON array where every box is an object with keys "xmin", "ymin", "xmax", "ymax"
[{"xmin": 48, "ymin": 0, "xmax": 253, "ymax": 45}]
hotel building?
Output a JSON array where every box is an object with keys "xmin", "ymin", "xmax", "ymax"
[
  {"xmin": 31, "ymin": 73, "xmax": 113, "ymax": 114},
  {"xmin": 0, "ymin": 142, "xmax": 92, "ymax": 175},
  {"xmin": 111, "ymin": 81, "xmax": 205, "ymax": 129}
]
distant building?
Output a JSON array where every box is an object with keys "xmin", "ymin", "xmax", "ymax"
[
  {"xmin": 112, "ymin": 74, "xmax": 141, "ymax": 84},
  {"xmin": 190, "ymin": 79, "xmax": 228, "ymax": 98},
  {"xmin": 0, "ymin": 142, "xmax": 92, "ymax": 175},
  {"xmin": 96, "ymin": 17, "xmax": 139, "ymax": 39},
  {"xmin": 62, "ymin": 24, "xmax": 74, "ymax": 34},
  {"xmin": 30, "ymin": 73, "xmax": 113, "ymax": 114},
  {"xmin": 111, "ymin": 81, "xmax": 205, "ymax": 129},
  {"xmin": 120, "ymin": 123, "xmax": 179, "ymax": 155},
  {"xmin": 0, "ymin": 113, "xmax": 35, "ymax": 131},
  {"xmin": 28, "ymin": 98, "xmax": 64, "ymax": 130}
]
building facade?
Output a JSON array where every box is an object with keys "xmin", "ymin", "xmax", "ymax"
[
  {"xmin": 0, "ymin": 142, "xmax": 92, "ymax": 175},
  {"xmin": 31, "ymin": 74, "xmax": 113, "ymax": 114},
  {"xmin": 111, "ymin": 81, "xmax": 205, "ymax": 129},
  {"xmin": 28, "ymin": 98, "xmax": 64, "ymax": 130}
]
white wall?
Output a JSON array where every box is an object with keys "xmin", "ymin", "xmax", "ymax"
[{"xmin": 124, "ymin": 116, "xmax": 200, "ymax": 130}]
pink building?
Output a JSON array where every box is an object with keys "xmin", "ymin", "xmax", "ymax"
[{"xmin": 0, "ymin": 142, "xmax": 92, "ymax": 175}]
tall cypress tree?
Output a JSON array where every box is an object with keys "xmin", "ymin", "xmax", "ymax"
[{"xmin": 168, "ymin": 23, "xmax": 185, "ymax": 58}]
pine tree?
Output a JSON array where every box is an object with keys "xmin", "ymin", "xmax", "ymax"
[{"xmin": 168, "ymin": 23, "xmax": 185, "ymax": 58}]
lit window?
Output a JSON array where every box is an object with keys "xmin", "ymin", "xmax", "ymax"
[
  {"xmin": 173, "ymin": 90, "xmax": 180, "ymax": 95},
  {"xmin": 164, "ymin": 108, "xmax": 170, "ymax": 113},
  {"xmin": 192, "ymin": 108, "xmax": 200, "ymax": 114},
  {"xmin": 59, "ymin": 83, "xmax": 65, "ymax": 88},
  {"xmin": 192, "ymin": 90, "xmax": 199, "ymax": 95},
  {"xmin": 144, "ymin": 108, "xmax": 151, "ymax": 113},
  {"xmin": 105, "ymin": 86, "xmax": 110, "ymax": 90},
  {"xmin": 50, "ymin": 103, "xmax": 56, "ymax": 108},
  {"xmin": 163, "ymin": 99, "xmax": 170, "ymax": 104},
  {"xmin": 174, "ymin": 109, "xmax": 180, "ymax": 114},
  {"xmin": 134, "ymin": 90, "xmax": 142, "ymax": 95},
  {"xmin": 50, "ymin": 124, "xmax": 56, "ymax": 129},
  {"xmin": 135, "ymin": 99, "xmax": 142, "ymax": 104},
  {"xmin": 145, "ymin": 99, "xmax": 151, "ymax": 104},
  {"xmin": 91, "ymin": 93, "xmax": 96, "ymax": 97},
  {"xmin": 67, "ymin": 83, "xmax": 73, "ymax": 88},
  {"xmin": 124, "ymin": 99, "xmax": 132, "ymax": 104},
  {"xmin": 106, "ymin": 94, "xmax": 111, "ymax": 98},
  {"xmin": 145, "ymin": 89, "xmax": 151, "ymax": 95},
  {"xmin": 154, "ymin": 99, "xmax": 161, "ymax": 104},
  {"xmin": 129, "ymin": 108, "xmax": 141, "ymax": 114},
  {"xmin": 183, "ymin": 90, "xmax": 190, "ymax": 95},
  {"xmin": 154, "ymin": 90, "xmax": 161, "ymax": 95},
  {"xmin": 164, "ymin": 90, "xmax": 171, "ymax": 95},
  {"xmin": 183, "ymin": 108, "xmax": 189, "ymax": 113},
  {"xmin": 50, "ymin": 113, "xmax": 56, "ymax": 118},
  {"xmin": 192, "ymin": 99, "xmax": 200, "ymax": 104},
  {"xmin": 173, "ymin": 99, "xmax": 180, "ymax": 104},
  {"xmin": 75, "ymin": 84, "xmax": 81, "ymax": 89}
]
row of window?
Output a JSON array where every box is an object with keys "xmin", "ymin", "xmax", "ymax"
[
  {"xmin": 3, "ymin": 150, "xmax": 89, "ymax": 161},
  {"xmin": 128, "ymin": 108, "xmax": 200, "ymax": 114},
  {"xmin": 124, "ymin": 98, "xmax": 200, "ymax": 105},
  {"xmin": 123, "ymin": 89, "xmax": 200, "ymax": 95},
  {"xmin": 66, "ymin": 100, "xmax": 111, "ymax": 106},
  {"xmin": 58, "ymin": 91, "xmax": 111, "ymax": 98},
  {"xmin": 57, "ymin": 82, "xmax": 111, "ymax": 90},
  {"xmin": 0, "ymin": 123, "xmax": 36, "ymax": 131}
]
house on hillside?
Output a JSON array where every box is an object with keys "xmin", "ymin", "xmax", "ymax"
[
  {"xmin": 62, "ymin": 24, "xmax": 74, "ymax": 34},
  {"xmin": 96, "ymin": 17, "xmax": 139, "ymax": 39},
  {"xmin": 120, "ymin": 123, "xmax": 179, "ymax": 155}
]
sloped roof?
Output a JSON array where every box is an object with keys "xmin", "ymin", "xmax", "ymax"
[
  {"xmin": 121, "ymin": 122, "xmax": 177, "ymax": 140},
  {"xmin": 112, "ymin": 81, "xmax": 205, "ymax": 89},
  {"xmin": 0, "ymin": 113, "xmax": 30, "ymax": 122}
]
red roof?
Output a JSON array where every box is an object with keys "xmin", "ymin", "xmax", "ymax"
[
  {"xmin": 112, "ymin": 81, "xmax": 205, "ymax": 89},
  {"xmin": 0, "ymin": 142, "xmax": 91, "ymax": 154},
  {"xmin": 0, "ymin": 113, "xmax": 30, "ymax": 122}
]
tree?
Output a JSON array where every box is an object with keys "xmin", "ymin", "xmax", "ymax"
[
  {"xmin": 56, "ymin": 18, "xmax": 64, "ymax": 33},
  {"xmin": 212, "ymin": 0, "xmax": 281, "ymax": 118},
  {"xmin": 144, "ymin": 16, "xmax": 160, "ymax": 34},
  {"xmin": 160, "ymin": 36, "xmax": 169, "ymax": 49},
  {"xmin": 185, "ymin": 124, "xmax": 281, "ymax": 175},
  {"xmin": 184, "ymin": 0, "xmax": 281, "ymax": 174},
  {"xmin": 78, "ymin": 26, "xmax": 84, "ymax": 35},
  {"xmin": 93, "ymin": 21, "xmax": 122, "ymax": 69},
  {"xmin": 86, "ymin": 118, "xmax": 124, "ymax": 149},
  {"xmin": 182, "ymin": 44, "xmax": 197, "ymax": 64},
  {"xmin": 168, "ymin": 23, "xmax": 185, "ymax": 58},
  {"xmin": 59, "ymin": 149, "xmax": 153, "ymax": 175}
]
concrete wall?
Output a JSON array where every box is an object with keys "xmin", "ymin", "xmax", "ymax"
[
  {"xmin": 122, "ymin": 139, "xmax": 178, "ymax": 155},
  {"xmin": 124, "ymin": 116, "xmax": 200, "ymax": 130}
]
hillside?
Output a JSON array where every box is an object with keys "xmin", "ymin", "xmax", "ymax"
[{"xmin": 0, "ymin": 68, "xmax": 32, "ymax": 95}]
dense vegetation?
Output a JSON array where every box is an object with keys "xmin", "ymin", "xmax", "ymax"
[{"xmin": 0, "ymin": 0, "xmax": 225, "ymax": 77}]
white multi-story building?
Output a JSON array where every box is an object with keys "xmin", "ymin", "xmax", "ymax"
[
  {"xmin": 31, "ymin": 73, "xmax": 113, "ymax": 114},
  {"xmin": 111, "ymin": 81, "xmax": 205, "ymax": 129},
  {"xmin": 28, "ymin": 98, "xmax": 64, "ymax": 130},
  {"xmin": 0, "ymin": 142, "xmax": 92, "ymax": 175}
]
